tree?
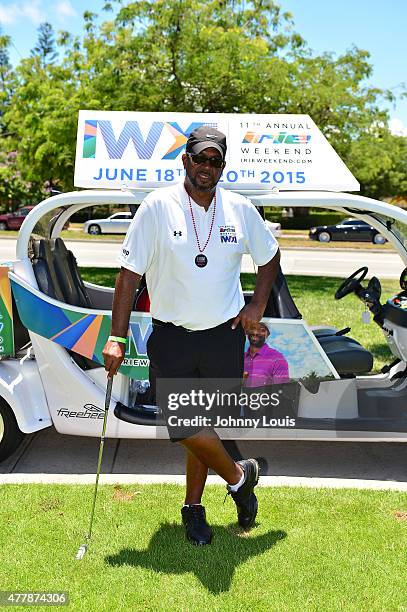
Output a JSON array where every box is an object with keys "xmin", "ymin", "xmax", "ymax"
[
  {"xmin": 0, "ymin": 30, "xmax": 30, "ymax": 210},
  {"xmin": 3, "ymin": 0, "xmax": 406, "ymax": 200},
  {"xmin": 4, "ymin": 54, "xmax": 85, "ymax": 193},
  {"xmin": 348, "ymin": 130, "xmax": 407, "ymax": 198},
  {"xmin": 0, "ymin": 28, "xmax": 14, "ymax": 134},
  {"xmin": 31, "ymin": 23, "xmax": 58, "ymax": 67}
]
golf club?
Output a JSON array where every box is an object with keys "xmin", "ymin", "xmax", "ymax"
[{"xmin": 75, "ymin": 375, "xmax": 114, "ymax": 560}]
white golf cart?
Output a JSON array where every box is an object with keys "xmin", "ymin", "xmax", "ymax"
[{"xmin": 0, "ymin": 187, "xmax": 407, "ymax": 462}]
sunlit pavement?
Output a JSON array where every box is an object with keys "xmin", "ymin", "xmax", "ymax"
[{"xmin": 1, "ymin": 427, "xmax": 407, "ymax": 490}]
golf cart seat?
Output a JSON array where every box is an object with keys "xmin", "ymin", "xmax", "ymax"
[
  {"xmin": 263, "ymin": 267, "xmax": 302, "ymax": 319},
  {"xmin": 51, "ymin": 238, "xmax": 93, "ymax": 308},
  {"xmin": 32, "ymin": 238, "xmax": 100, "ymax": 371},
  {"xmin": 32, "ymin": 239, "xmax": 66, "ymax": 302},
  {"xmin": 32, "ymin": 238, "xmax": 93, "ymax": 308},
  {"xmin": 255, "ymin": 265, "xmax": 374, "ymax": 376},
  {"xmin": 316, "ymin": 334, "xmax": 373, "ymax": 375}
]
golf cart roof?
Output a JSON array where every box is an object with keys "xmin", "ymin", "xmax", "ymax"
[{"xmin": 16, "ymin": 188, "xmax": 407, "ymax": 266}]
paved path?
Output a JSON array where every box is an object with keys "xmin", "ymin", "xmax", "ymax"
[
  {"xmin": 1, "ymin": 427, "xmax": 406, "ymax": 490},
  {"xmin": 0, "ymin": 238, "xmax": 403, "ymax": 279}
]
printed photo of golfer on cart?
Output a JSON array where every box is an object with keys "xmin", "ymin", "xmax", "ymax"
[
  {"xmin": 0, "ymin": 111, "xmax": 407, "ymax": 470},
  {"xmin": 151, "ymin": 316, "xmax": 338, "ymax": 440}
]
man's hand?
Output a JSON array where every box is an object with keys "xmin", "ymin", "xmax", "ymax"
[
  {"xmin": 232, "ymin": 250, "xmax": 280, "ymax": 331},
  {"xmin": 103, "ymin": 267, "xmax": 141, "ymax": 378},
  {"xmin": 232, "ymin": 301, "xmax": 264, "ymax": 331},
  {"xmin": 102, "ymin": 340, "xmax": 126, "ymax": 378}
]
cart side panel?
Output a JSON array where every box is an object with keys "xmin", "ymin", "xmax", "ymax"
[
  {"xmin": 0, "ymin": 267, "xmax": 15, "ymax": 357},
  {"xmin": 11, "ymin": 278, "xmax": 151, "ymax": 380}
]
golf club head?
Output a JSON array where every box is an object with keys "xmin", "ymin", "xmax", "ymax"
[{"xmin": 75, "ymin": 544, "xmax": 88, "ymax": 560}]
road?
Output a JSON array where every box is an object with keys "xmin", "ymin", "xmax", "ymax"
[{"xmin": 0, "ymin": 238, "xmax": 403, "ymax": 279}]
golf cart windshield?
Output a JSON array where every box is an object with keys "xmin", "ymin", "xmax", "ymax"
[
  {"xmin": 31, "ymin": 208, "xmax": 68, "ymax": 238},
  {"xmin": 368, "ymin": 212, "xmax": 407, "ymax": 253}
]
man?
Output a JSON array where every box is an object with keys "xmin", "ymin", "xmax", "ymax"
[
  {"xmin": 103, "ymin": 126, "xmax": 280, "ymax": 545},
  {"xmin": 244, "ymin": 322, "xmax": 289, "ymax": 388}
]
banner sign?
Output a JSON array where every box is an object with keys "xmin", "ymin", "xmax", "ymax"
[
  {"xmin": 74, "ymin": 111, "xmax": 359, "ymax": 192},
  {"xmin": 11, "ymin": 279, "xmax": 151, "ymax": 380},
  {"xmin": 0, "ymin": 267, "xmax": 15, "ymax": 357}
]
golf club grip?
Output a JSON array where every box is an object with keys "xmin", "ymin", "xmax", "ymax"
[
  {"xmin": 105, "ymin": 376, "xmax": 113, "ymax": 410},
  {"xmin": 114, "ymin": 402, "xmax": 166, "ymax": 426}
]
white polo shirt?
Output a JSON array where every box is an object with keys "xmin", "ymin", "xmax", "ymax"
[{"xmin": 118, "ymin": 182, "xmax": 278, "ymax": 330}]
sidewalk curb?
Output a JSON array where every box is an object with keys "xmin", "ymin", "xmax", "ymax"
[
  {"xmin": 281, "ymin": 246, "xmax": 388, "ymax": 253},
  {"xmin": 1, "ymin": 474, "xmax": 406, "ymax": 490}
]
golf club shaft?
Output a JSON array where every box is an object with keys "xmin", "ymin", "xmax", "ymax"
[{"xmin": 86, "ymin": 376, "xmax": 113, "ymax": 541}]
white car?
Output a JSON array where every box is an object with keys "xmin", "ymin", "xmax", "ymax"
[
  {"xmin": 266, "ymin": 220, "xmax": 281, "ymax": 237},
  {"xmin": 83, "ymin": 212, "xmax": 133, "ymax": 234},
  {"xmin": 84, "ymin": 212, "xmax": 282, "ymax": 237}
]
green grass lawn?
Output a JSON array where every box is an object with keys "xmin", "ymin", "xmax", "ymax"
[
  {"xmin": 0, "ymin": 484, "xmax": 406, "ymax": 611},
  {"xmin": 80, "ymin": 269, "xmax": 399, "ymax": 373}
]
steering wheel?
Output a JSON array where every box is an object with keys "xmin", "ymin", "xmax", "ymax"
[{"xmin": 335, "ymin": 266, "xmax": 368, "ymax": 300}]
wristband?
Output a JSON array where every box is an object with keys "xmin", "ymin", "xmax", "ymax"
[{"xmin": 108, "ymin": 335, "xmax": 127, "ymax": 344}]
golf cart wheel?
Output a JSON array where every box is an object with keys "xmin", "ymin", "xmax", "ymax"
[
  {"xmin": 0, "ymin": 399, "xmax": 24, "ymax": 462},
  {"xmin": 318, "ymin": 231, "xmax": 331, "ymax": 243},
  {"xmin": 88, "ymin": 224, "xmax": 101, "ymax": 235},
  {"xmin": 0, "ymin": 222, "xmax": 7, "ymax": 231},
  {"xmin": 372, "ymin": 233, "xmax": 386, "ymax": 245}
]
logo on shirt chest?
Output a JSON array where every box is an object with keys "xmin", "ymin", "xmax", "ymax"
[
  {"xmin": 219, "ymin": 225, "xmax": 237, "ymax": 244},
  {"xmin": 173, "ymin": 230, "xmax": 183, "ymax": 237}
]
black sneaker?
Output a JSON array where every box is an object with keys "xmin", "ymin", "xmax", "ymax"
[
  {"xmin": 226, "ymin": 458, "xmax": 259, "ymax": 529},
  {"xmin": 181, "ymin": 504, "xmax": 213, "ymax": 545}
]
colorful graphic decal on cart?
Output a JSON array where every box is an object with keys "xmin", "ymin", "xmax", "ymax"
[
  {"xmin": 11, "ymin": 279, "xmax": 151, "ymax": 380},
  {"xmin": 0, "ymin": 267, "xmax": 14, "ymax": 357}
]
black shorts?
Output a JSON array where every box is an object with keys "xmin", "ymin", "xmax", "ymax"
[{"xmin": 147, "ymin": 319, "xmax": 245, "ymax": 442}]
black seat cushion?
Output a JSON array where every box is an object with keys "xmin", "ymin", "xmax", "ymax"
[
  {"xmin": 317, "ymin": 334, "xmax": 373, "ymax": 375},
  {"xmin": 50, "ymin": 238, "xmax": 92, "ymax": 308},
  {"xmin": 263, "ymin": 267, "xmax": 302, "ymax": 319},
  {"xmin": 32, "ymin": 239, "xmax": 66, "ymax": 302},
  {"xmin": 244, "ymin": 266, "xmax": 301, "ymax": 319},
  {"xmin": 32, "ymin": 238, "xmax": 99, "ymax": 370}
]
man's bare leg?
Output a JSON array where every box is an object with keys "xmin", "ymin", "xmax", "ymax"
[
  {"xmin": 180, "ymin": 429, "xmax": 243, "ymax": 486},
  {"xmin": 185, "ymin": 450, "xmax": 208, "ymax": 505}
]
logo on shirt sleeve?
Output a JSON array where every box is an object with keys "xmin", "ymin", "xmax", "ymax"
[
  {"xmin": 219, "ymin": 225, "xmax": 237, "ymax": 243},
  {"xmin": 122, "ymin": 248, "xmax": 130, "ymax": 257}
]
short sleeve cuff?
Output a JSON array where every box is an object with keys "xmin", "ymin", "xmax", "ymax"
[
  {"xmin": 117, "ymin": 256, "xmax": 146, "ymax": 276},
  {"xmin": 252, "ymin": 242, "xmax": 279, "ymax": 267}
]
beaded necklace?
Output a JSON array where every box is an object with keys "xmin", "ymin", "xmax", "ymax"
[{"xmin": 187, "ymin": 191, "xmax": 216, "ymax": 268}]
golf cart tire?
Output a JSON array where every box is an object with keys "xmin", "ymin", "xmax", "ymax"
[{"xmin": 0, "ymin": 398, "xmax": 25, "ymax": 462}]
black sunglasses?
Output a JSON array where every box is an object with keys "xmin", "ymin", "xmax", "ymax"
[{"xmin": 187, "ymin": 152, "xmax": 224, "ymax": 168}]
